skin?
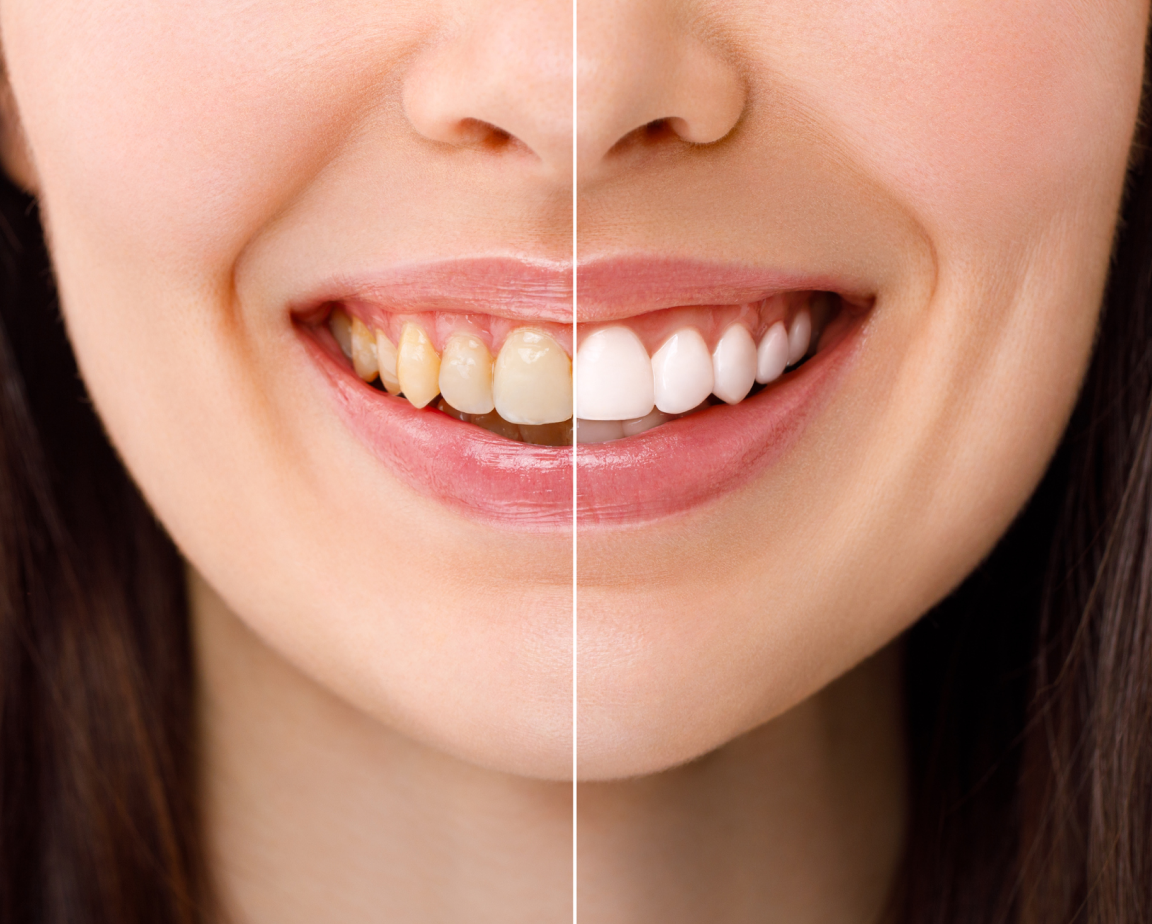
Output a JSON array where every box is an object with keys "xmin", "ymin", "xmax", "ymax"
[{"xmin": 0, "ymin": 1, "xmax": 1146, "ymax": 923}]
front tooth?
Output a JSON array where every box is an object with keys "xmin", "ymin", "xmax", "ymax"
[
  {"xmin": 575, "ymin": 326, "xmax": 654, "ymax": 420},
  {"xmin": 493, "ymin": 329, "xmax": 572, "ymax": 425},
  {"xmin": 397, "ymin": 322, "xmax": 441, "ymax": 409},
  {"xmin": 575, "ymin": 418, "xmax": 625, "ymax": 444},
  {"xmin": 375, "ymin": 330, "xmax": 402, "ymax": 395},
  {"xmin": 350, "ymin": 317, "xmax": 379, "ymax": 382},
  {"xmin": 712, "ymin": 324, "xmax": 757, "ymax": 404},
  {"xmin": 329, "ymin": 308, "xmax": 353, "ymax": 359},
  {"xmin": 439, "ymin": 333, "xmax": 495, "ymax": 414},
  {"xmin": 651, "ymin": 329, "xmax": 714, "ymax": 414},
  {"xmin": 756, "ymin": 321, "xmax": 789, "ymax": 384},
  {"xmin": 787, "ymin": 309, "xmax": 812, "ymax": 366}
]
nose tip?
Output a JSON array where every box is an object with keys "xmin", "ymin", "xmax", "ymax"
[
  {"xmin": 403, "ymin": 2, "xmax": 573, "ymax": 181},
  {"xmin": 576, "ymin": 12, "xmax": 745, "ymax": 180}
]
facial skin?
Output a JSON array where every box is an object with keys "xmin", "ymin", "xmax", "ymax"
[
  {"xmin": 1, "ymin": 0, "xmax": 574, "ymax": 780},
  {"xmin": 576, "ymin": 0, "xmax": 1148, "ymax": 778}
]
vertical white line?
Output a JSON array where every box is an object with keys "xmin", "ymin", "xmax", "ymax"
[{"xmin": 571, "ymin": 0, "xmax": 579, "ymax": 915}]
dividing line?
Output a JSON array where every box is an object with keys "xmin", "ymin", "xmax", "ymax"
[{"xmin": 571, "ymin": 0, "xmax": 579, "ymax": 916}]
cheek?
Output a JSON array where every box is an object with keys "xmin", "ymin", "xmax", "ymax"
[
  {"xmin": 2, "ymin": 0, "xmax": 429, "ymax": 271},
  {"xmin": 757, "ymin": 0, "xmax": 1147, "ymax": 244}
]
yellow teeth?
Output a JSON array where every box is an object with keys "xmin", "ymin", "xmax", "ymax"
[
  {"xmin": 375, "ymin": 330, "xmax": 402, "ymax": 395},
  {"xmin": 330, "ymin": 308, "xmax": 353, "ymax": 359},
  {"xmin": 397, "ymin": 323, "xmax": 441, "ymax": 410},
  {"xmin": 350, "ymin": 317, "xmax": 378, "ymax": 382},
  {"xmin": 439, "ymin": 333, "xmax": 496, "ymax": 415},
  {"xmin": 493, "ymin": 329, "xmax": 573, "ymax": 425}
]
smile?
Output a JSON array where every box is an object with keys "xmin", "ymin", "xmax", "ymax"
[{"xmin": 297, "ymin": 258, "xmax": 871, "ymax": 526}]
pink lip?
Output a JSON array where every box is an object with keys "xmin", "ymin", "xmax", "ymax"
[
  {"xmin": 577, "ymin": 255, "xmax": 875, "ymax": 322},
  {"xmin": 294, "ymin": 257, "xmax": 573, "ymax": 324}
]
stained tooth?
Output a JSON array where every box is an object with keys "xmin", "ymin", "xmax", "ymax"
[
  {"xmin": 397, "ymin": 322, "xmax": 441, "ymax": 409},
  {"xmin": 519, "ymin": 421, "xmax": 574, "ymax": 445},
  {"xmin": 712, "ymin": 324, "xmax": 757, "ymax": 404},
  {"xmin": 575, "ymin": 418, "xmax": 625, "ymax": 444},
  {"xmin": 350, "ymin": 317, "xmax": 379, "ymax": 382},
  {"xmin": 575, "ymin": 326, "xmax": 654, "ymax": 421},
  {"xmin": 493, "ymin": 329, "xmax": 572, "ymax": 425},
  {"xmin": 439, "ymin": 333, "xmax": 495, "ymax": 415},
  {"xmin": 787, "ymin": 309, "xmax": 812, "ymax": 366},
  {"xmin": 329, "ymin": 308, "xmax": 353, "ymax": 360},
  {"xmin": 651, "ymin": 329, "xmax": 714, "ymax": 414},
  {"xmin": 375, "ymin": 330, "xmax": 402, "ymax": 395},
  {"xmin": 622, "ymin": 409, "xmax": 668, "ymax": 437},
  {"xmin": 756, "ymin": 321, "xmax": 789, "ymax": 384}
]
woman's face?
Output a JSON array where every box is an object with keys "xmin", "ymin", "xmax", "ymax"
[{"xmin": 3, "ymin": 0, "xmax": 1146, "ymax": 780}]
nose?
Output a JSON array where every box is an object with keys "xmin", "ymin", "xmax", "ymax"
[
  {"xmin": 403, "ymin": 0, "xmax": 573, "ymax": 181},
  {"xmin": 576, "ymin": 1, "xmax": 745, "ymax": 180}
]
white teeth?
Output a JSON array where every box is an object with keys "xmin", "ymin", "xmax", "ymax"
[
  {"xmin": 787, "ymin": 310, "xmax": 812, "ymax": 366},
  {"xmin": 711, "ymin": 324, "xmax": 757, "ymax": 405},
  {"xmin": 651, "ymin": 329, "xmax": 714, "ymax": 415},
  {"xmin": 575, "ymin": 326, "xmax": 655, "ymax": 421},
  {"xmin": 622, "ymin": 409, "xmax": 668, "ymax": 437},
  {"xmin": 350, "ymin": 317, "xmax": 379, "ymax": 382},
  {"xmin": 397, "ymin": 323, "xmax": 441, "ymax": 409},
  {"xmin": 439, "ymin": 333, "xmax": 495, "ymax": 415},
  {"xmin": 756, "ymin": 321, "xmax": 789, "ymax": 384},
  {"xmin": 493, "ymin": 329, "xmax": 573, "ymax": 425},
  {"xmin": 575, "ymin": 418, "xmax": 625, "ymax": 444},
  {"xmin": 329, "ymin": 308, "xmax": 353, "ymax": 360},
  {"xmin": 376, "ymin": 330, "xmax": 402, "ymax": 395}
]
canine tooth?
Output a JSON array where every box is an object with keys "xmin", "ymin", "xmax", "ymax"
[
  {"xmin": 756, "ymin": 321, "xmax": 789, "ymax": 384},
  {"xmin": 712, "ymin": 324, "xmax": 757, "ymax": 404},
  {"xmin": 493, "ymin": 329, "xmax": 572, "ymax": 425},
  {"xmin": 470, "ymin": 410, "xmax": 524, "ymax": 441},
  {"xmin": 397, "ymin": 323, "xmax": 441, "ymax": 409},
  {"xmin": 787, "ymin": 310, "xmax": 812, "ymax": 366},
  {"xmin": 329, "ymin": 308, "xmax": 353, "ymax": 359},
  {"xmin": 375, "ymin": 330, "xmax": 402, "ymax": 395},
  {"xmin": 575, "ymin": 326, "xmax": 654, "ymax": 420},
  {"xmin": 575, "ymin": 418, "xmax": 625, "ymax": 444},
  {"xmin": 350, "ymin": 317, "xmax": 379, "ymax": 382},
  {"xmin": 651, "ymin": 329, "xmax": 714, "ymax": 414},
  {"xmin": 622, "ymin": 409, "xmax": 668, "ymax": 437},
  {"xmin": 439, "ymin": 333, "xmax": 495, "ymax": 414}
]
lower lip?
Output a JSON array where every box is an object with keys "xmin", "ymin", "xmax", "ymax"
[
  {"xmin": 303, "ymin": 335, "xmax": 573, "ymax": 529},
  {"xmin": 303, "ymin": 318, "xmax": 858, "ymax": 529},
  {"xmin": 576, "ymin": 327, "xmax": 859, "ymax": 525}
]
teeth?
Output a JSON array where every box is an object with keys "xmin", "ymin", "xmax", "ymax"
[
  {"xmin": 711, "ymin": 324, "xmax": 757, "ymax": 405},
  {"xmin": 376, "ymin": 330, "xmax": 402, "ymax": 395},
  {"xmin": 330, "ymin": 308, "xmax": 353, "ymax": 360},
  {"xmin": 350, "ymin": 317, "xmax": 380, "ymax": 382},
  {"xmin": 756, "ymin": 321, "xmax": 789, "ymax": 384},
  {"xmin": 575, "ymin": 326, "xmax": 655, "ymax": 421},
  {"xmin": 651, "ymin": 329, "xmax": 714, "ymax": 415},
  {"xmin": 787, "ymin": 309, "xmax": 812, "ymax": 366},
  {"xmin": 494, "ymin": 329, "xmax": 573, "ymax": 425},
  {"xmin": 439, "ymin": 333, "xmax": 495, "ymax": 415},
  {"xmin": 397, "ymin": 323, "xmax": 441, "ymax": 409}
]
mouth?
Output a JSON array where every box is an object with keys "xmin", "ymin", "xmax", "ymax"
[{"xmin": 296, "ymin": 257, "xmax": 871, "ymax": 527}]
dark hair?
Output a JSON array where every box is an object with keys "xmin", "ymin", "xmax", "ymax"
[
  {"xmin": 0, "ymin": 178, "xmax": 213, "ymax": 920},
  {"xmin": 895, "ymin": 36, "xmax": 1152, "ymax": 924}
]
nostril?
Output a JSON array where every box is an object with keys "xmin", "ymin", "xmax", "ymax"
[
  {"xmin": 606, "ymin": 118, "xmax": 681, "ymax": 158},
  {"xmin": 451, "ymin": 118, "xmax": 526, "ymax": 154}
]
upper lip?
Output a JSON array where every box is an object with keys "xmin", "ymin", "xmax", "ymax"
[
  {"xmin": 291, "ymin": 256, "xmax": 573, "ymax": 324},
  {"xmin": 576, "ymin": 255, "xmax": 877, "ymax": 323}
]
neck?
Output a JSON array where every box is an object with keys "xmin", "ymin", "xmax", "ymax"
[
  {"xmin": 192, "ymin": 570, "xmax": 573, "ymax": 924},
  {"xmin": 577, "ymin": 645, "xmax": 907, "ymax": 924}
]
